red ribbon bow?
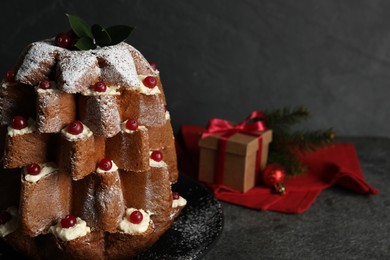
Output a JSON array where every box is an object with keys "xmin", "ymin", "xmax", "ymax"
[{"xmin": 201, "ymin": 111, "xmax": 268, "ymax": 186}]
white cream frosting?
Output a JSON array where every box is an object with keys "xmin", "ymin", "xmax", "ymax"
[
  {"xmin": 172, "ymin": 196, "xmax": 187, "ymax": 208},
  {"xmin": 149, "ymin": 151, "xmax": 167, "ymax": 168},
  {"xmin": 96, "ymin": 160, "xmax": 119, "ymax": 174},
  {"xmin": 136, "ymin": 75, "xmax": 161, "ymax": 95},
  {"xmin": 165, "ymin": 111, "xmax": 171, "ymax": 121},
  {"xmin": 119, "ymin": 208, "xmax": 150, "ymax": 234},
  {"xmin": 35, "ymin": 81, "xmax": 58, "ymax": 94},
  {"xmin": 0, "ymin": 207, "xmax": 18, "ymax": 237},
  {"xmin": 50, "ymin": 217, "xmax": 90, "ymax": 241},
  {"xmin": 24, "ymin": 163, "xmax": 58, "ymax": 183},
  {"xmin": 80, "ymin": 85, "xmax": 121, "ymax": 96},
  {"xmin": 120, "ymin": 120, "xmax": 147, "ymax": 134},
  {"xmin": 1, "ymin": 81, "xmax": 17, "ymax": 89},
  {"xmin": 7, "ymin": 118, "xmax": 36, "ymax": 137},
  {"xmin": 61, "ymin": 122, "xmax": 93, "ymax": 141}
]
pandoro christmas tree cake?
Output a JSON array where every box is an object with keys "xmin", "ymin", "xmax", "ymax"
[{"xmin": 0, "ymin": 15, "xmax": 186, "ymax": 259}]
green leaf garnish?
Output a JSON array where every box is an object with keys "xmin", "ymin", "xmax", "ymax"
[
  {"xmin": 92, "ymin": 24, "xmax": 112, "ymax": 47},
  {"xmin": 66, "ymin": 14, "xmax": 93, "ymax": 39},
  {"xmin": 74, "ymin": 37, "xmax": 96, "ymax": 50},
  {"xmin": 64, "ymin": 14, "xmax": 135, "ymax": 50},
  {"xmin": 106, "ymin": 25, "xmax": 135, "ymax": 45}
]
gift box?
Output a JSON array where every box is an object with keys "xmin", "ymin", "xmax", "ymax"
[{"xmin": 198, "ymin": 129, "xmax": 272, "ymax": 193}]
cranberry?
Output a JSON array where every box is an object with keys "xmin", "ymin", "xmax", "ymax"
[
  {"xmin": 149, "ymin": 61, "xmax": 157, "ymax": 70},
  {"xmin": 5, "ymin": 69, "xmax": 16, "ymax": 83},
  {"xmin": 27, "ymin": 163, "xmax": 41, "ymax": 175},
  {"xmin": 60, "ymin": 215, "xmax": 77, "ymax": 228},
  {"xmin": 0, "ymin": 211, "xmax": 12, "ymax": 225},
  {"xmin": 67, "ymin": 121, "xmax": 83, "ymax": 135},
  {"xmin": 125, "ymin": 119, "xmax": 138, "ymax": 131},
  {"xmin": 98, "ymin": 158, "xmax": 112, "ymax": 171},
  {"xmin": 164, "ymin": 105, "xmax": 167, "ymax": 112},
  {"xmin": 11, "ymin": 116, "xmax": 28, "ymax": 130},
  {"xmin": 129, "ymin": 210, "xmax": 143, "ymax": 224},
  {"xmin": 150, "ymin": 151, "xmax": 163, "ymax": 162},
  {"xmin": 93, "ymin": 81, "xmax": 107, "ymax": 92},
  {"xmin": 172, "ymin": 192, "xmax": 180, "ymax": 200},
  {"xmin": 67, "ymin": 30, "xmax": 78, "ymax": 49},
  {"xmin": 39, "ymin": 80, "xmax": 51, "ymax": 90},
  {"xmin": 143, "ymin": 76, "xmax": 157, "ymax": 89},
  {"xmin": 55, "ymin": 32, "xmax": 72, "ymax": 49}
]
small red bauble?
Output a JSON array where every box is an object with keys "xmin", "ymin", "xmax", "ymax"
[
  {"xmin": 262, "ymin": 164, "xmax": 286, "ymax": 194},
  {"xmin": 125, "ymin": 119, "xmax": 138, "ymax": 131},
  {"xmin": 0, "ymin": 211, "xmax": 12, "ymax": 225},
  {"xmin": 129, "ymin": 210, "xmax": 143, "ymax": 224},
  {"xmin": 39, "ymin": 80, "xmax": 52, "ymax": 90},
  {"xmin": 98, "ymin": 158, "xmax": 112, "ymax": 171},
  {"xmin": 60, "ymin": 215, "xmax": 77, "ymax": 228},
  {"xmin": 143, "ymin": 76, "xmax": 157, "ymax": 88},
  {"xmin": 27, "ymin": 163, "xmax": 41, "ymax": 175},
  {"xmin": 150, "ymin": 151, "xmax": 163, "ymax": 162},
  {"xmin": 11, "ymin": 116, "xmax": 28, "ymax": 130},
  {"xmin": 149, "ymin": 61, "xmax": 157, "ymax": 70},
  {"xmin": 5, "ymin": 69, "xmax": 16, "ymax": 82},
  {"xmin": 93, "ymin": 81, "xmax": 107, "ymax": 92},
  {"xmin": 172, "ymin": 192, "xmax": 180, "ymax": 200},
  {"xmin": 55, "ymin": 32, "xmax": 72, "ymax": 49},
  {"xmin": 67, "ymin": 121, "xmax": 83, "ymax": 135}
]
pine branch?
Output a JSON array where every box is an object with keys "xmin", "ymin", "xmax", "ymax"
[
  {"xmin": 263, "ymin": 106, "xmax": 335, "ymax": 176},
  {"xmin": 274, "ymin": 128, "xmax": 335, "ymax": 154},
  {"xmin": 265, "ymin": 106, "xmax": 310, "ymax": 131},
  {"xmin": 268, "ymin": 146, "xmax": 307, "ymax": 176}
]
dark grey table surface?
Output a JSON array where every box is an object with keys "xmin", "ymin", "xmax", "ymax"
[{"xmin": 202, "ymin": 137, "xmax": 390, "ymax": 260}]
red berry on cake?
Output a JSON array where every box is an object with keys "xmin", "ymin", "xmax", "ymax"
[
  {"xmin": 67, "ymin": 121, "xmax": 84, "ymax": 135},
  {"xmin": 172, "ymin": 192, "xmax": 180, "ymax": 200},
  {"xmin": 125, "ymin": 119, "xmax": 138, "ymax": 131},
  {"xmin": 143, "ymin": 76, "xmax": 157, "ymax": 88},
  {"xmin": 27, "ymin": 163, "xmax": 41, "ymax": 176},
  {"xmin": 150, "ymin": 151, "xmax": 163, "ymax": 162},
  {"xmin": 129, "ymin": 210, "xmax": 143, "ymax": 224},
  {"xmin": 67, "ymin": 30, "xmax": 78, "ymax": 49},
  {"xmin": 60, "ymin": 215, "xmax": 77, "ymax": 228},
  {"xmin": 0, "ymin": 211, "xmax": 12, "ymax": 225},
  {"xmin": 98, "ymin": 158, "xmax": 113, "ymax": 171},
  {"xmin": 5, "ymin": 69, "xmax": 16, "ymax": 83},
  {"xmin": 149, "ymin": 61, "xmax": 157, "ymax": 70},
  {"xmin": 39, "ymin": 80, "xmax": 52, "ymax": 90},
  {"xmin": 55, "ymin": 32, "xmax": 72, "ymax": 49},
  {"xmin": 93, "ymin": 81, "xmax": 107, "ymax": 92},
  {"xmin": 11, "ymin": 116, "xmax": 28, "ymax": 130}
]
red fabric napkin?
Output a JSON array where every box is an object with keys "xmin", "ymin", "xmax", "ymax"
[{"xmin": 177, "ymin": 125, "xmax": 379, "ymax": 214}]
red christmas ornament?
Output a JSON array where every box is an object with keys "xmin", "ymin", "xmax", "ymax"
[{"xmin": 262, "ymin": 164, "xmax": 286, "ymax": 194}]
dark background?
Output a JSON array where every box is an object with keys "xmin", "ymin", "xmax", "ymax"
[{"xmin": 1, "ymin": 0, "xmax": 389, "ymax": 137}]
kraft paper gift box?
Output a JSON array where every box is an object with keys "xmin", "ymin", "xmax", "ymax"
[{"xmin": 198, "ymin": 129, "xmax": 272, "ymax": 193}]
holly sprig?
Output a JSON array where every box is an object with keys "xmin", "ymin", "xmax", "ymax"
[{"xmin": 66, "ymin": 14, "xmax": 134, "ymax": 50}]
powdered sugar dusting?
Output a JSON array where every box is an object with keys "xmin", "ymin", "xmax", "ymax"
[
  {"xmin": 16, "ymin": 39, "xmax": 62, "ymax": 85},
  {"xmin": 80, "ymin": 180, "xmax": 98, "ymax": 227},
  {"xmin": 135, "ymin": 176, "xmax": 223, "ymax": 260},
  {"xmin": 94, "ymin": 43, "xmax": 140, "ymax": 88},
  {"xmin": 82, "ymin": 95, "xmax": 121, "ymax": 137},
  {"xmin": 127, "ymin": 45, "xmax": 159, "ymax": 77},
  {"xmin": 57, "ymin": 50, "xmax": 100, "ymax": 93},
  {"xmin": 36, "ymin": 87, "xmax": 74, "ymax": 133},
  {"xmin": 15, "ymin": 40, "xmax": 154, "ymax": 94},
  {"xmin": 96, "ymin": 184, "xmax": 123, "ymax": 213}
]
